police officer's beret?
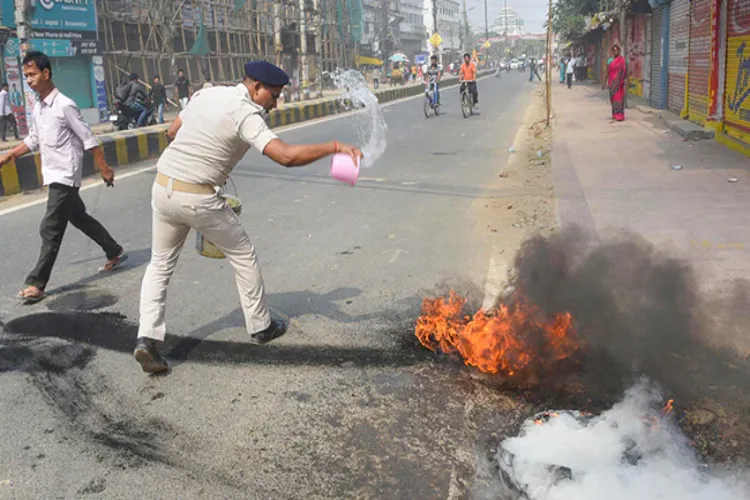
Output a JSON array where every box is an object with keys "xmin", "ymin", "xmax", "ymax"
[{"xmin": 244, "ymin": 61, "xmax": 290, "ymax": 87}]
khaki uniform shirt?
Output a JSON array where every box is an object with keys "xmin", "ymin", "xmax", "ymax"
[{"xmin": 157, "ymin": 83, "xmax": 277, "ymax": 186}]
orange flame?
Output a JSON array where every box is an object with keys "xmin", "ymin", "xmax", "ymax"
[
  {"xmin": 415, "ymin": 291, "xmax": 578, "ymax": 376},
  {"xmin": 662, "ymin": 399, "xmax": 675, "ymax": 416}
]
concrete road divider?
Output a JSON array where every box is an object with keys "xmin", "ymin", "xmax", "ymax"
[{"xmin": 0, "ymin": 70, "xmax": 492, "ymax": 198}]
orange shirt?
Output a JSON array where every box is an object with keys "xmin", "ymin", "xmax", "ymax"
[{"xmin": 460, "ymin": 62, "xmax": 477, "ymax": 81}]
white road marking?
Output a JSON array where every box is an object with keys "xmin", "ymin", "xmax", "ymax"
[
  {"xmin": 0, "ymin": 164, "xmax": 157, "ymax": 217},
  {"xmin": 0, "ymin": 74, "xmax": 493, "ymax": 218}
]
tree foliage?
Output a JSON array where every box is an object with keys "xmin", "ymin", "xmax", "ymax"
[{"xmin": 552, "ymin": 0, "xmax": 600, "ymax": 41}]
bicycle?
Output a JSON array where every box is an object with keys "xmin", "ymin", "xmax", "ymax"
[
  {"xmin": 459, "ymin": 81, "xmax": 474, "ymax": 119},
  {"xmin": 424, "ymin": 83, "xmax": 440, "ymax": 118}
]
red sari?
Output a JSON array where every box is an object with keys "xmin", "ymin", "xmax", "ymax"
[{"xmin": 607, "ymin": 55, "xmax": 626, "ymax": 121}]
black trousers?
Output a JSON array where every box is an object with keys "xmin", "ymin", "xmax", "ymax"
[
  {"xmin": 1, "ymin": 113, "xmax": 19, "ymax": 140},
  {"xmin": 463, "ymin": 81, "xmax": 478, "ymax": 105},
  {"xmin": 567, "ymin": 73, "xmax": 573, "ymax": 88},
  {"xmin": 26, "ymin": 183, "xmax": 122, "ymax": 290}
]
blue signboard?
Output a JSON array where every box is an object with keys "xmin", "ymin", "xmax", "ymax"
[
  {"xmin": 2, "ymin": 0, "xmax": 98, "ymax": 32},
  {"xmin": 91, "ymin": 56, "xmax": 109, "ymax": 122},
  {"xmin": 4, "ymin": 37, "xmax": 91, "ymax": 57}
]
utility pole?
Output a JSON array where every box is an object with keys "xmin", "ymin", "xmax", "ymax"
[
  {"xmin": 378, "ymin": 0, "xmax": 392, "ymax": 67},
  {"xmin": 299, "ymin": 0, "xmax": 309, "ymax": 94},
  {"xmin": 432, "ymin": 0, "xmax": 439, "ymax": 62},
  {"xmin": 545, "ymin": 0, "xmax": 552, "ymax": 126},
  {"xmin": 15, "ymin": 0, "xmax": 35, "ymax": 132},
  {"xmin": 462, "ymin": 0, "xmax": 469, "ymax": 53},
  {"xmin": 483, "ymin": 0, "xmax": 488, "ymax": 43},
  {"xmin": 312, "ymin": 0, "xmax": 323, "ymax": 95},
  {"xmin": 273, "ymin": 1, "xmax": 283, "ymax": 67}
]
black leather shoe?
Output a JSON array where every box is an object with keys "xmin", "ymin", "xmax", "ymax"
[
  {"xmin": 134, "ymin": 338, "xmax": 169, "ymax": 373},
  {"xmin": 250, "ymin": 320, "xmax": 287, "ymax": 345}
]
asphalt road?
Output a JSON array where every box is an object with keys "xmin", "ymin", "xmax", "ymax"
[{"xmin": 0, "ymin": 72, "xmax": 535, "ymax": 499}]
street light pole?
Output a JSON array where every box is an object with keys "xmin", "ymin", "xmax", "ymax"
[
  {"xmin": 15, "ymin": 0, "xmax": 35, "ymax": 134},
  {"xmin": 484, "ymin": 0, "xmax": 488, "ymax": 42},
  {"xmin": 546, "ymin": 0, "xmax": 553, "ymax": 126},
  {"xmin": 462, "ymin": 0, "xmax": 468, "ymax": 53}
]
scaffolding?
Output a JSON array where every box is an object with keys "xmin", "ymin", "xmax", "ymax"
[{"xmin": 97, "ymin": 0, "xmax": 356, "ymax": 101}]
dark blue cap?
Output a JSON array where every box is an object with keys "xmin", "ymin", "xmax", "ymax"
[{"xmin": 244, "ymin": 61, "xmax": 289, "ymax": 87}]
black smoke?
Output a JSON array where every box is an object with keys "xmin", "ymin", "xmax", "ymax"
[{"xmin": 507, "ymin": 226, "xmax": 750, "ymax": 406}]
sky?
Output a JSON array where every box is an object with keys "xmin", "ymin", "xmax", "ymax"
[{"xmin": 464, "ymin": 0, "xmax": 549, "ymax": 35}]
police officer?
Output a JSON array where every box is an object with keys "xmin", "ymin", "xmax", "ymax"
[{"xmin": 134, "ymin": 60, "xmax": 363, "ymax": 373}]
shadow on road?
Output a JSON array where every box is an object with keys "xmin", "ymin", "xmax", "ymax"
[
  {"xmin": 164, "ymin": 286, "xmax": 380, "ymax": 362},
  {"xmin": 0, "ymin": 310, "xmax": 423, "ymax": 374},
  {"xmin": 46, "ymin": 247, "xmax": 152, "ymax": 297}
]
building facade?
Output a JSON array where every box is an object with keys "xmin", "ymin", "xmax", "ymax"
[
  {"xmin": 1, "ymin": 0, "xmax": 106, "ymax": 129},
  {"xmin": 398, "ymin": 0, "xmax": 426, "ymax": 59},
  {"xmin": 361, "ymin": 0, "xmax": 401, "ymax": 61},
  {"xmin": 492, "ymin": 7, "xmax": 524, "ymax": 36},
  {"xmin": 422, "ymin": 0, "xmax": 460, "ymax": 61},
  {"xmin": 572, "ymin": 0, "xmax": 750, "ymax": 155}
]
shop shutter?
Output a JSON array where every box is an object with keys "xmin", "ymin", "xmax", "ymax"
[
  {"xmin": 724, "ymin": 0, "xmax": 750, "ymax": 144},
  {"xmin": 668, "ymin": 0, "xmax": 690, "ymax": 113},
  {"xmin": 52, "ymin": 57, "xmax": 94, "ymax": 110},
  {"xmin": 650, "ymin": 7, "xmax": 664, "ymax": 108},
  {"xmin": 687, "ymin": 0, "xmax": 712, "ymax": 124},
  {"xmin": 627, "ymin": 14, "xmax": 648, "ymax": 98}
]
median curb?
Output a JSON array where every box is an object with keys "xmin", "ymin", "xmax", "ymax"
[{"xmin": 0, "ymin": 70, "xmax": 491, "ymax": 198}]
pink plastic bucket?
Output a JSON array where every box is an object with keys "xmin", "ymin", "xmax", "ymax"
[{"xmin": 330, "ymin": 153, "xmax": 360, "ymax": 187}]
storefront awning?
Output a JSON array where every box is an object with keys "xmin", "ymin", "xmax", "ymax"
[{"xmin": 356, "ymin": 56, "xmax": 383, "ymax": 66}]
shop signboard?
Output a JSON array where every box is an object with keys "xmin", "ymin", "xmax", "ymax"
[{"xmin": 1, "ymin": 0, "xmax": 98, "ymax": 32}]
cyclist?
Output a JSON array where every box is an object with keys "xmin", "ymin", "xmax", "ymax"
[
  {"xmin": 424, "ymin": 55, "xmax": 442, "ymax": 106},
  {"xmin": 459, "ymin": 53, "xmax": 479, "ymax": 112}
]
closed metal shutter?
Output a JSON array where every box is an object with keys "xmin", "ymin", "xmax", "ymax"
[
  {"xmin": 668, "ymin": 0, "xmax": 690, "ymax": 113},
  {"xmin": 725, "ymin": 0, "xmax": 750, "ymax": 144},
  {"xmin": 687, "ymin": 0, "xmax": 712, "ymax": 124},
  {"xmin": 649, "ymin": 7, "xmax": 664, "ymax": 108}
]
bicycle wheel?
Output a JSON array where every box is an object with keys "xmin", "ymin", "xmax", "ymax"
[
  {"xmin": 424, "ymin": 96, "xmax": 431, "ymax": 118},
  {"xmin": 461, "ymin": 92, "xmax": 471, "ymax": 118}
]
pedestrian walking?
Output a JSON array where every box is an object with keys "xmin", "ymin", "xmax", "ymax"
[
  {"xmin": 566, "ymin": 55, "xmax": 575, "ymax": 89},
  {"xmin": 608, "ymin": 45, "xmax": 627, "ymax": 122},
  {"xmin": 0, "ymin": 51, "xmax": 127, "ymax": 304},
  {"xmin": 0, "ymin": 82, "xmax": 19, "ymax": 141},
  {"xmin": 174, "ymin": 69, "xmax": 191, "ymax": 110},
  {"xmin": 134, "ymin": 60, "xmax": 363, "ymax": 373},
  {"xmin": 150, "ymin": 76, "xmax": 168, "ymax": 124},
  {"xmin": 528, "ymin": 59, "xmax": 542, "ymax": 82},
  {"xmin": 559, "ymin": 58, "xmax": 566, "ymax": 84}
]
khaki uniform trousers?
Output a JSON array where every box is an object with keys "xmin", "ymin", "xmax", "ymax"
[{"xmin": 138, "ymin": 176, "xmax": 271, "ymax": 341}]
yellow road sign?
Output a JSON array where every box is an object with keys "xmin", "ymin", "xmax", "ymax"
[{"xmin": 429, "ymin": 33, "xmax": 443, "ymax": 47}]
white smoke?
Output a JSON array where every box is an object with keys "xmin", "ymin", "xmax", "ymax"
[
  {"xmin": 333, "ymin": 69, "xmax": 388, "ymax": 167},
  {"xmin": 499, "ymin": 379, "xmax": 749, "ymax": 500}
]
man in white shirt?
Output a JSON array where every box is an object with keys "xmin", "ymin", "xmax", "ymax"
[
  {"xmin": 566, "ymin": 55, "xmax": 576, "ymax": 89},
  {"xmin": 134, "ymin": 60, "xmax": 363, "ymax": 373},
  {"xmin": 0, "ymin": 82, "xmax": 19, "ymax": 141},
  {"xmin": 0, "ymin": 51, "xmax": 127, "ymax": 304}
]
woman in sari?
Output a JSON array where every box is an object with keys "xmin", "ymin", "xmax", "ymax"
[{"xmin": 608, "ymin": 45, "xmax": 627, "ymax": 121}]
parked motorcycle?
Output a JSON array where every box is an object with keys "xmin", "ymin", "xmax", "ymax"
[{"xmin": 110, "ymin": 100, "xmax": 157, "ymax": 131}]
